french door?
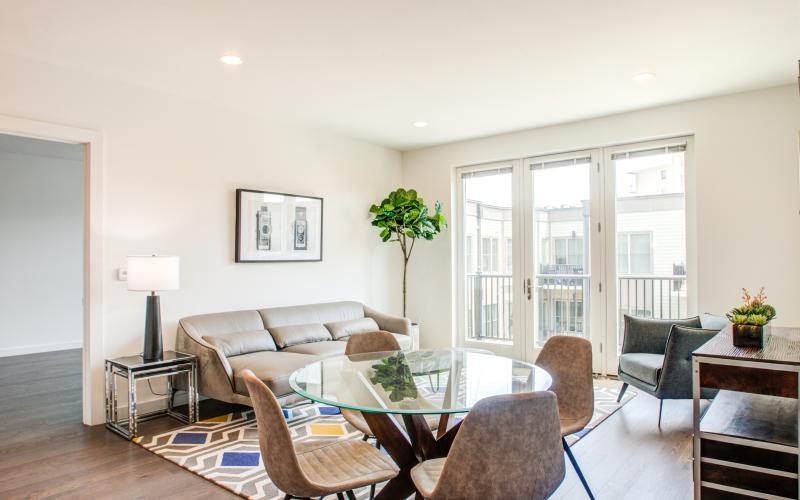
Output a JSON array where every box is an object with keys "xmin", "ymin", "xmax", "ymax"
[{"xmin": 456, "ymin": 137, "xmax": 691, "ymax": 374}]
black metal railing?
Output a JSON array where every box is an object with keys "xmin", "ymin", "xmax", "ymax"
[
  {"xmin": 617, "ymin": 275, "xmax": 688, "ymax": 325},
  {"xmin": 465, "ymin": 274, "xmax": 513, "ymax": 341}
]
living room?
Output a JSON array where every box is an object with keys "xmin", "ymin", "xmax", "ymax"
[{"xmin": 1, "ymin": 1, "xmax": 799, "ymax": 499}]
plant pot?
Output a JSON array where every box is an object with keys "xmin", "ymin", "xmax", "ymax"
[{"xmin": 732, "ymin": 323, "xmax": 771, "ymax": 348}]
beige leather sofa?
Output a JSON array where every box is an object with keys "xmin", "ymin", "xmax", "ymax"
[{"xmin": 176, "ymin": 301, "xmax": 412, "ymax": 405}]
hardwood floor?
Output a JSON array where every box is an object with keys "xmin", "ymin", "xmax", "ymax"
[{"xmin": 0, "ymin": 349, "xmax": 696, "ymax": 499}]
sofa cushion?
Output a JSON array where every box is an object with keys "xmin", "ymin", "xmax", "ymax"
[
  {"xmin": 282, "ymin": 341, "xmax": 347, "ymax": 357},
  {"xmin": 179, "ymin": 310, "xmax": 265, "ymax": 337},
  {"xmin": 324, "ymin": 317, "xmax": 380, "ymax": 340},
  {"xmin": 619, "ymin": 353, "xmax": 664, "ymax": 387},
  {"xmin": 202, "ymin": 330, "xmax": 276, "ymax": 357},
  {"xmin": 268, "ymin": 323, "xmax": 332, "ymax": 348},
  {"xmin": 258, "ymin": 301, "xmax": 365, "ymax": 329},
  {"xmin": 701, "ymin": 313, "xmax": 730, "ymax": 331},
  {"xmin": 228, "ymin": 351, "xmax": 318, "ymax": 397}
]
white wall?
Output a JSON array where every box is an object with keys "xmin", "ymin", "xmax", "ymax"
[
  {"xmin": 0, "ymin": 53, "xmax": 404, "ymax": 418},
  {"xmin": 403, "ymin": 84, "xmax": 800, "ymax": 349},
  {"xmin": 0, "ymin": 143, "xmax": 83, "ymax": 356}
]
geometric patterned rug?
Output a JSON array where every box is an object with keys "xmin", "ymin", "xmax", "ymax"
[{"xmin": 135, "ymin": 382, "xmax": 636, "ymax": 499}]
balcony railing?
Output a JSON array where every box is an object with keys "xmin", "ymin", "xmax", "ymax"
[
  {"xmin": 617, "ymin": 274, "xmax": 687, "ymax": 325},
  {"xmin": 465, "ymin": 273, "xmax": 513, "ymax": 341},
  {"xmin": 465, "ymin": 273, "xmax": 688, "ymax": 344}
]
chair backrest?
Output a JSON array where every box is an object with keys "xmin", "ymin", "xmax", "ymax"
[
  {"xmin": 345, "ymin": 330, "xmax": 401, "ymax": 355},
  {"xmin": 241, "ymin": 369, "xmax": 315, "ymax": 496},
  {"xmin": 430, "ymin": 391, "xmax": 565, "ymax": 500},
  {"xmin": 536, "ymin": 336, "xmax": 594, "ymax": 430}
]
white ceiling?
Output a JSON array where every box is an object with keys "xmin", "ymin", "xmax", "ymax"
[{"xmin": 1, "ymin": 0, "xmax": 798, "ymax": 151}]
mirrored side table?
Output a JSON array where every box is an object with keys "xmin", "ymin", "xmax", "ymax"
[{"xmin": 105, "ymin": 351, "xmax": 198, "ymax": 440}]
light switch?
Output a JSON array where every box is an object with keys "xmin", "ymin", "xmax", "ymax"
[{"xmin": 117, "ymin": 268, "xmax": 128, "ymax": 281}]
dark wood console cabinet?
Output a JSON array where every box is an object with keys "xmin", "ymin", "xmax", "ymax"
[{"xmin": 693, "ymin": 326, "xmax": 800, "ymax": 499}]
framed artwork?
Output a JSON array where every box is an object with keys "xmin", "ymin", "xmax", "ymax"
[{"xmin": 235, "ymin": 188, "xmax": 323, "ymax": 262}]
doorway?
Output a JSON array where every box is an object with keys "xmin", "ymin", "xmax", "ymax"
[{"xmin": 455, "ymin": 137, "xmax": 693, "ymax": 374}]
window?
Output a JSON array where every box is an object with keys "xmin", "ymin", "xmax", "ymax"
[
  {"xmin": 505, "ymin": 238, "xmax": 512, "ymax": 274},
  {"xmin": 553, "ymin": 236, "xmax": 583, "ymax": 266},
  {"xmin": 465, "ymin": 235, "xmax": 474, "ymax": 273},
  {"xmin": 617, "ymin": 232, "xmax": 652, "ymax": 274},
  {"xmin": 482, "ymin": 304, "xmax": 498, "ymax": 336},
  {"xmin": 481, "ymin": 237, "xmax": 498, "ymax": 273}
]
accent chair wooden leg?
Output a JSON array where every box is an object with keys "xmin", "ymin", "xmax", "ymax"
[
  {"xmin": 563, "ymin": 437, "xmax": 595, "ymax": 500},
  {"xmin": 616, "ymin": 382, "xmax": 629, "ymax": 403}
]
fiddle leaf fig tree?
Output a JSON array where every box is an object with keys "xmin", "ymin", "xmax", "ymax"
[{"xmin": 369, "ymin": 188, "xmax": 447, "ymax": 317}]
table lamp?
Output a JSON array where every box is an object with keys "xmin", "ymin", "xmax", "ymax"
[{"xmin": 127, "ymin": 255, "xmax": 180, "ymax": 362}]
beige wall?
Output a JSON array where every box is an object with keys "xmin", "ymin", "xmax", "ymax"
[
  {"xmin": 402, "ymin": 84, "xmax": 800, "ymax": 349},
  {"xmin": 0, "ymin": 53, "xmax": 403, "ymax": 364}
]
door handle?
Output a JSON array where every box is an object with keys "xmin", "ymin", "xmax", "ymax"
[{"xmin": 525, "ymin": 278, "xmax": 532, "ymax": 300}]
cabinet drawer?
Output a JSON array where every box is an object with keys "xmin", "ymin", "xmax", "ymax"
[
  {"xmin": 702, "ymin": 438, "xmax": 798, "ymax": 473},
  {"xmin": 701, "ymin": 461, "xmax": 798, "ymax": 498}
]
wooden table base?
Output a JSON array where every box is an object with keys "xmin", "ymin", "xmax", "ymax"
[{"xmin": 362, "ymin": 412, "xmax": 462, "ymax": 499}]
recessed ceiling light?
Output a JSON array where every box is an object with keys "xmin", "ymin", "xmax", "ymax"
[
  {"xmin": 220, "ymin": 54, "xmax": 243, "ymax": 65},
  {"xmin": 413, "ymin": 121, "xmax": 428, "ymax": 128},
  {"xmin": 633, "ymin": 72, "xmax": 656, "ymax": 81}
]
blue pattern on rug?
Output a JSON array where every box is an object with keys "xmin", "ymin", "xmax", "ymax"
[
  {"xmin": 221, "ymin": 451, "xmax": 260, "ymax": 467},
  {"xmin": 171, "ymin": 432, "xmax": 207, "ymax": 445}
]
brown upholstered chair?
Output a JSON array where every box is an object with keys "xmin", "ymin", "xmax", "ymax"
[
  {"xmin": 341, "ymin": 331, "xmax": 403, "ymax": 441},
  {"xmin": 241, "ymin": 369, "xmax": 399, "ymax": 500},
  {"xmin": 535, "ymin": 336, "xmax": 595, "ymax": 500},
  {"xmin": 410, "ymin": 391, "xmax": 565, "ymax": 499}
]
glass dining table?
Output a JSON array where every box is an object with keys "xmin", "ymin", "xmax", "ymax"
[{"xmin": 289, "ymin": 348, "xmax": 552, "ymax": 499}]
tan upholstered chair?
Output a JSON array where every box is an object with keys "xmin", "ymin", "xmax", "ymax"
[
  {"xmin": 536, "ymin": 336, "xmax": 595, "ymax": 499},
  {"xmin": 341, "ymin": 331, "xmax": 403, "ymax": 442},
  {"xmin": 241, "ymin": 369, "xmax": 399, "ymax": 500},
  {"xmin": 410, "ymin": 391, "xmax": 565, "ymax": 499}
]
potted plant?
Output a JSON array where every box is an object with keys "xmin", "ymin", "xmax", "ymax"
[
  {"xmin": 726, "ymin": 287, "xmax": 777, "ymax": 348},
  {"xmin": 369, "ymin": 188, "xmax": 447, "ymax": 321}
]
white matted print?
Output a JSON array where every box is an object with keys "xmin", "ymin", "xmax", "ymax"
[{"xmin": 236, "ymin": 189, "xmax": 323, "ymax": 262}]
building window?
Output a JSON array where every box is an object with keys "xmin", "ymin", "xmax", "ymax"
[
  {"xmin": 553, "ymin": 237, "xmax": 583, "ymax": 266},
  {"xmin": 505, "ymin": 238, "xmax": 512, "ymax": 274},
  {"xmin": 481, "ymin": 237, "xmax": 498, "ymax": 273},
  {"xmin": 465, "ymin": 235, "xmax": 473, "ymax": 273},
  {"xmin": 617, "ymin": 232, "xmax": 653, "ymax": 274}
]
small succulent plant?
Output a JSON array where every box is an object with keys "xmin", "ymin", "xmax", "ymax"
[{"xmin": 726, "ymin": 287, "xmax": 776, "ymax": 326}]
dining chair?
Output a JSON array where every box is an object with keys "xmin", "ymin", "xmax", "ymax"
[
  {"xmin": 341, "ymin": 331, "xmax": 403, "ymax": 445},
  {"xmin": 241, "ymin": 369, "xmax": 399, "ymax": 500},
  {"xmin": 535, "ymin": 336, "xmax": 595, "ymax": 500},
  {"xmin": 410, "ymin": 391, "xmax": 565, "ymax": 499}
]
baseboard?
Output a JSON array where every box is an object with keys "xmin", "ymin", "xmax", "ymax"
[{"xmin": 0, "ymin": 341, "xmax": 82, "ymax": 357}]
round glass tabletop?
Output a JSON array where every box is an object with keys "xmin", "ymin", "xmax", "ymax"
[{"xmin": 289, "ymin": 348, "xmax": 552, "ymax": 415}]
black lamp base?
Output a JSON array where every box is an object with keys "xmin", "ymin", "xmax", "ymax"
[{"xmin": 143, "ymin": 294, "xmax": 163, "ymax": 362}]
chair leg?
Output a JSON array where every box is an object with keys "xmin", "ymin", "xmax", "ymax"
[
  {"xmin": 616, "ymin": 382, "xmax": 629, "ymax": 403},
  {"xmin": 283, "ymin": 495, "xmax": 293, "ymax": 500},
  {"xmin": 658, "ymin": 399, "xmax": 664, "ymax": 428},
  {"xmin": 375, "ymin": 440, "xmax": 381, "ymax": 450},
  {"xmin": 345, "ymin": 491, "xmax": 357, "ymax": 500},
  {"xmin": 563, "ymin": 437, "xmax": 595, "ymax": 500},
  {"xmin": 362, "ymin": 433, "xmax": 369, "ymax": 441},
  {"xmin": 337, "ymin": 493, "xmax": 345, "ymax": 500},
  {"xmin": 369, "ymin": 484, "xmax": 376, "ymax": 500}
]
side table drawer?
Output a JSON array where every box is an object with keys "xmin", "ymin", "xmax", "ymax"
[{"xmin": 701, "ymin": 460, "xmax": 798, "ymax": 499}]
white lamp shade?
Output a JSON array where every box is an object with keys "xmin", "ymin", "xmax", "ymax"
[{"xmin": 127, "ymin": 255, "xmax": 180, "ymax": 291}]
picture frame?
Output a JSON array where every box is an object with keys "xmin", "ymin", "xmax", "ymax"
[{"xmin": 235, "ymin": 188, "xmax": 323, "ymax": 262}]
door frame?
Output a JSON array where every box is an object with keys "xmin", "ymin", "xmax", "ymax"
[
  {"xmin": 454, "ymin": 159, "xmax": 526, "ymax": 360},
  {"xmin": 0, "ymin": 114, "xmax": 104, "ymax": 425},
  {"xmin": 601, "ymin": 136, "xmax": 696, "ymax": 374},
  {"xmin": 522, "ymin": 149, "xmax": 606, "ymax": 372}
]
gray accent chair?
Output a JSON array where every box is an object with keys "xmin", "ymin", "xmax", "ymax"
[{"xmin": 617, "ymin": 314, "xmax": 725, "ymax": 426}]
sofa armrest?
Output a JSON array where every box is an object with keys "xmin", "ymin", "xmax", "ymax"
[
  {"xmin": 363, "ymin": 305, "xmax": 412, "ymax": 336},
  {"xmin": 657, "ymin": 325, "xmax": 719, "ymax": 398},
  {"xmin": 176, "ymin": 321, "xmax": 236, "ymax": 396}
]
